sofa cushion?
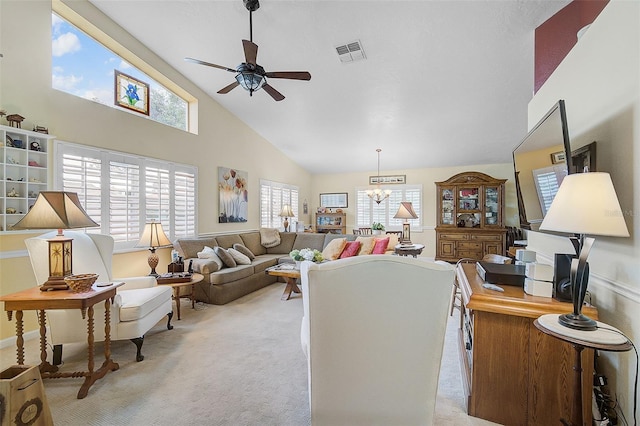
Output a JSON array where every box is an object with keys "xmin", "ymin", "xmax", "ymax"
[
  {"xmin": 260, "ymin": 228, "xmax": 281, "ymax": 248},
  {"xmin": 118, "ymin": 286, "xmax": 172, "ymax": 322},
  {"xmin": 356, "ymin": 236, "xmax": 376, "ymax": 255},
  {"xmin": 251, "ymin": 255, "xmax": 280, "ymax": 273},
  {"xmin": 174, "ymin": 237, "xmax": 218, "ymax": 260},
  {"xmin": 228, "ymin": 248, "xmax": 251, "ymax": 265},
  {"xmin": 267, "ymin": 232, "xmax": 296, "ymax": 254},
  {"xmin": 372, "ymin": 237, "xmax": 390, "ymax": 254},
  {"xmin": 215, "ymin": 234, "xmax": 244, "ymax": 249},
  {"xmin": 214, "ymin": 247, "xmax": 237, "ymax": 268},
  {"xmin": 339, "ymin": 241, "xmax": 361, "ymax": 259},
  {"xmin": 323, "ymin": 233, "xmax": 356, "ymax": 249},
  {"xmin": 191, "ymin": 258, "xmax": 221, "ymax": 274},
  {"xmin": 322, "ymin": 238, "xmax": 347, "ymax": 260},
  {"xmin": 292, "ymin": 233, "xmax": 326, "ymax": 252},
  {"xmin": 208, "ymin": 264, "xmax": 254, "ymax": 285},
  {"xmin": 238, "ymin": 232, "xmax": 267, "ymax": 256},
  {"xmin": 233, "ymin": 243, "xmax": 256, "ymax": 260}
]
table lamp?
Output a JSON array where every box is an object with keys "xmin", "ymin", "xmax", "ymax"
[
  {"xmin": 394, "ymin": 201, "xmax": 418, "ymax": 243},
  {"xmin": 12, "ymin": 191, "xmax": 99, "ymax": 291},
  {"xmin": 540, "ymin": 172, "xmax": 629, "ymax": 331},
  {"xmin": 137, "ymin": 221, "xmax": 173, "ymax": 276},
  {"xmin": 279, "ymin": 204, "xmax": 294, "ymax": 232}
]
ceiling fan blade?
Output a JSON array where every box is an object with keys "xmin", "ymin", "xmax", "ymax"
[
  {"xmin": 262, "ymin": 83, "xmax": 285, "ymax": 101},
  {"xmin": 264, "ymin": 71, "xmax": 311, "ymax": 81},
  {"xmin": 217, "ymin": 81, "xmax": 240, "ymax": 94},
  {"xmin": 242, "ymin": 40, "xmax": 258, "ymax": 66},
  {"xmin": 185, "ymin": 57, "xmax": 236, "ymax": 73}
]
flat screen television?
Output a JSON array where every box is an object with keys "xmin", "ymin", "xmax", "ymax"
[{"xmin": 512, "ymin": 100, "xmax": 572, "ymax": 231}]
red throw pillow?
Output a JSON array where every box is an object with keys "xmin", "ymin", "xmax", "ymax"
[
  {"xmin": 372, "ymin": 237, "xmax": 390, "ymax": 254},
  {"xmin": 339, "ymin": 241, "xmax": 361, "ymax": 258}
]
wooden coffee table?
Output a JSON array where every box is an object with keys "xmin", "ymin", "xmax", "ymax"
[
  {"xmin": 266, "ymin": 265, "xmax": 302, "ymax": 301},
  {"xmin": 158, "ymin": 273, "xmax": 204, "ymax": 320}
]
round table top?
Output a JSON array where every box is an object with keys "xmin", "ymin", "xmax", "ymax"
[
  {"xmin": 158, "ymin": 273, "xmax": 204, "ymax": 288},
  {"xmin": 535, "ymin": 313, "xmax": 632, "ymax": 351},
  {"xmin": 394, "ymin": 243, "xmax": 425, "ymax": 251}
]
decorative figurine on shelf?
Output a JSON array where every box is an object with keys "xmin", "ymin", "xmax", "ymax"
[
  {"xmin": 28, "ymin": 160, "xmax": 41, "ymax": 167},
  {"xmin": 7, "ymin": 188, "xmax": 19, "ymax": 197},
  {"xmin": 6, "ymin": 114, "xmax": 25, "ymax": 128},
  {"xmin": 28, "ymin": 190, "xmax": 37, "ymax": 198},
  {"xmin": 30, "ymin": 141, "xmax": 42, "ymax": 151},
  {"xmin": 6, "ymin": 207, "xmax": 17, "ymax": 214},
  {"xmin": 32, "ymin": 125, "xmax": 49, "ymax": 134},
  {"xmin": 29, "ymin": 177, "xmax": 41, "ymax": 183},
  {"xmin": 6, "ymin": 156, "xmax": 17, "ymax": 164}
]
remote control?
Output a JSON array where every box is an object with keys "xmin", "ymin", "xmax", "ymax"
[{"xmin": 482, "ymin": 283, "xmax": 504, "ymax": 292}]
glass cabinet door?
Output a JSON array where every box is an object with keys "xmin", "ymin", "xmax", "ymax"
[
  {"xmin": 484, "ymin": 186, "xmax": 499, "ymax": 226},
  {"xmin": 458, "ymin": 188, "xmax": 479, "ymax": 211},
  {"xmin": 440, "ymin": 188, "xmax": 454, "ymax": 225}
]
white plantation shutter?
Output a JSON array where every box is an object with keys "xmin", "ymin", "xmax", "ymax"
[
  {"xmin": 55, "ymin": 141, "xmax": 197, "ymax": 248},
  {"xmin": 533, "ymin": 165, "xmax": 567, "ymax": 216},
  {"xmin": 356, "ymin": 184, "xmax": 422, "ymax": 230},
  {"xmin": 260, "ymin": 179, "xmax": 299, "ymax": 229}
]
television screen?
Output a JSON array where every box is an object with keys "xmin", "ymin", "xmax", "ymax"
[{"xmin": 512, "ymin": 100, "xmax": 572, "ymax": 231}]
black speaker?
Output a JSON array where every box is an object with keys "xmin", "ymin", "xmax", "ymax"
[{"xmin": 553, "ymin": 253, "xmax": 574, "ymax": 302}]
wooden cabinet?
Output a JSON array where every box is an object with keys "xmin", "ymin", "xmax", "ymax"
[
  {"xmin": 457, "ymin": 263, "xmax": 597, "ymax": 425},
  {"xmin": 1, "ymin": 125, "xmax": 54, "ymax": 232},
  {"xmin": 315, "ymin": 212, "xmax": 346, "ymax": 234},
  {"xmin": 435, "ymin": 171, "xmax": 506, "ymax": 261}
]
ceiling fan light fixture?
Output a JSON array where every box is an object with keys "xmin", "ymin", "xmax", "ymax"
[{"xmin": 235, "ymin": 72, "xmax": 265, "ymax": 94}]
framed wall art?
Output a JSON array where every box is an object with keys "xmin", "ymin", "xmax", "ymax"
[
  {"xmin": 218, "ymin": 167, "xmax": 248, "ymax": 223},
  {"xmin": 550, "ymin": 151, "xmax": 566, "ymax": 164},
  {"xmin": 319, "ymin": 193, "xmax": 348, "ymax": 208},
  {"xmin": 369, "ymin": 175, "xmax": 406, "ymax": 185},
  {"xmin": 114, "ymin": 70, "xmax": 150, "ymax": 115}
]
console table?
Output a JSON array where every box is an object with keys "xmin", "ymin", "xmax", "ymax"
[
  {"xmin": 0, "ymin": 283, "xmax": 123, "ymax": 399},
  {"xmin": 457, "ymin": 263, "xmax": 598, "ymax": 425}
]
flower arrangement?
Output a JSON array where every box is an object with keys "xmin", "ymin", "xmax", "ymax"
[
  {"xmin": 372, "ymin": 222, "xmax": 385, "ymax": 231},
  {"xmin": 290, "ymin": 248, "xmax": 323, "ymax": 263}
]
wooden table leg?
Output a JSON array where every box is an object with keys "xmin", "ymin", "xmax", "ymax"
[
  {"xmin": 15, "ymin": 310, "xmax": 24, "ymax": 365},
  {"xmin": 173, "ymin": 287, "xmax": 182, "ymax": 320},
  {"xmin": 191, "ymin": 282, "xmax": 195, "ymax": 309},
  {"xmin": 37, "ymin": 310, "xmax": 58, "ymax": 374},
  {"xmin": 281, "ymin": 277, "xmax": 302, "ymax": 301}
]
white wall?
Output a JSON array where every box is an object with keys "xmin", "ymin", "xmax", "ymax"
[{"xmin": 527, "ymin": 0, "xmax": 639, "ymax": 418}]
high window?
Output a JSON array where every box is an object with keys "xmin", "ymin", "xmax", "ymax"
[
  {"xmin": 55, "ymin": 141, "xmax": 197, "ymax": 248},
  {"xmin": 51, "ymin": 10, "xmax": 194, "ymax": 132},
  {"xmin": 355, "ymin": 185, "xmax": 422, "ymax": 230},
  {"xmin": 260, "ymin": 180, "xmax": 299, "ymax": 230}
]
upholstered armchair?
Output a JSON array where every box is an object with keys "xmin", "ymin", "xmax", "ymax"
[
  {"xmin": 300, "ymin": 255, "xmax": 455, "ymax": 425},
  {"xmin": 25, "ymin": 231, "xmax": 174, "ymax": 363}
]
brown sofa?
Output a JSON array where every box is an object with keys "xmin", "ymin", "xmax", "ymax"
[{"xmin": 173, "ymin": 231, "xmax": 356, "ymax": 305}]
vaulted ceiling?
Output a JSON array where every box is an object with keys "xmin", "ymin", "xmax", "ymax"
[{"xmin": 89, "ymin": 0, "xmax": 571, "ymax": 174}]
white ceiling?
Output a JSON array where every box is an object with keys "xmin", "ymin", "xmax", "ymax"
[{"xmin": 89, "ymin": 0, "xmax": 570, "ymax": 175}]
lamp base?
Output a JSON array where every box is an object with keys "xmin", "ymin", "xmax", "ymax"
[
  {"xmin": 40, "ymin": 277, "xmax": 69, "ymax": 291},
  {"xmin": 558, "ymin": 312, "xmax": 597, "ymax": 331},
  {"xmin": 148, "ymin": 250, "xmax": 160, "ymax": 277}
]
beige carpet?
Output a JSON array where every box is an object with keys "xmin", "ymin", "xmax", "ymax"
[{"xmin": 1, "ymin": 283, "xmax": 498, "ymax": 425}]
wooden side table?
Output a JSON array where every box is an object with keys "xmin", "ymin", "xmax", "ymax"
[
  {"xmin": 158, "ymin": 273, "xmax": 203, "ymax": 320},
  {"xmin": 394, "ymin": 243, "xmax": 425, "ymax": 257},
  {"xmin": 535, "ymin": 314, "xmax": 632, "ymax": 426},
  {"xmin": 0, "ymin": 282, "xmax": 124, "ymax": 399}
]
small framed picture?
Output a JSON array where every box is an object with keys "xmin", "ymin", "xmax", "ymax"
[
  {"xmin": 114, "ymin": 70, "xmax": 150, "ymax": 115},
  {"xmin": 550, "ymin": 151, "xmax": 566, "ymax": 164},
  {"xmin": 320, "ymin": 193, "xmax": 348, "ymax": 208}
]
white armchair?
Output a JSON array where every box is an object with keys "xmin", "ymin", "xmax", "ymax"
[
  {"xmin": 25, "ymin": 231, "xmax": 174, "ymax": 363},
  {"xmin": 300, "ymin": 255, "xmax": 455, "ymax": 425}
]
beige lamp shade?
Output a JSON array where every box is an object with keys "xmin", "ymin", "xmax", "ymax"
[
  {"xmin": 394, "ymin": 202, "xmax": 418, "ymax": 220},
  {"xmin": 12, "ymin": 191, "xmax": 99, "ymax": 231},
  {"xmin": 137, "ymin": 222, "xmax": 172, "ymax": 249},
  {"xmin": 540, "ymin": 172, "xmax": 629, "ymax": 237},
  {"xmin": 279, "ymin": 205, "xmax": 295, "ymax": 218}
]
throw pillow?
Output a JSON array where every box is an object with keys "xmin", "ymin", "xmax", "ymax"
[
  {"xmin": 214, "ymin": 246, "xmax": 237, "ymax": 268},
  {"xmin": 191, "ymin": 258, "xmax": 221, "ymax": 274},
  {"xmin": 197, "ymin": 245, "xmax": 216, "ymax": 259},
  {"xmin": 372, "ymin": 237, "xmax": 390, "ymax": 254},
  {"xmin": 232, "ymin": 243, "xmax": 256, "ymax": 260},
  {"xmin": 228, "ymin": 248, "xmax": 251, "ymax": 265},
  {"xmin": 385, "ymin": 234, "xmax": 400, "ymax": 252},
  {"xmin": 322, "ymin": 237, "xmax": 347, "ymax": 261},
  {"xmin": 339, "ymin": 241, "xmax": 361, "ymax": 259},
  {"xmin": 355, "ymin": 236, "xmax": 376, "ymax": 255},
  {"xmin": 260, "ymin": 228, "xmax": 281, "ymax": 248}
]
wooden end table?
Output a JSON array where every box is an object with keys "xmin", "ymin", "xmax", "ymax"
[
  {"xmin": 266, "ymin": 265, "xmax": 302, "ymax": 301},
  {"xmin": 394, "ymin": 243, "xmax": 425, "ymax": 257},
  {"xmin": 0, "ymin": 282, "xmax": 124, "ymax": 399},
  {"xmin": 157, "ymin": 273, "xmax": 203, "ymax": 320}
]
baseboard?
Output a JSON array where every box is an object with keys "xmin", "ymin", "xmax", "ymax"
[{"xmin": 0, "ymin": 329, "xmax": 40, "ymax": 350}]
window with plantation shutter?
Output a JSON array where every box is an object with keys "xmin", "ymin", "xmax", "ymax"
[
  {"xmin": 55, "ymin": 141, "xmax": 197, "ymax": 248},
  {"xmin": 355, "ymin": 184, "xmax": 422, "ymax": 230},
  {"xmin": 260, "ymin": 179, "xmax": 299, "ymax": 229},
  {"xmin": 532, "ymin": 165, "xmax": 567, "ymax": 216}
]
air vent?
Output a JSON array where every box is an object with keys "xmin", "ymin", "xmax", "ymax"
[{"xmin": 335, "ymin": 40, "xmax": 366, "ymax": 63}]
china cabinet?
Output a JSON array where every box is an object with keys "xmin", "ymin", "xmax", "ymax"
[
  {"xmin": 435, "ymin": 171, "xmax": 506, "ymax": 261},
  {"xmin": 1, "ymin": 125, "xmax": 54, "ymax": 232},
  {"xmin": 315, "ymin": 212, "xmax": 346, "ymax": 234}
]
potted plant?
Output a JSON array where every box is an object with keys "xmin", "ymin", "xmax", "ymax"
[{"xmin": 372, "ymin": 222, "xmax": 385, "ymax": 235}]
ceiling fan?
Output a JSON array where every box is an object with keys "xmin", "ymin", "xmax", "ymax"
[{"xmin": 184, "ymin": 0, "xmax": 311, "ymax": 101}]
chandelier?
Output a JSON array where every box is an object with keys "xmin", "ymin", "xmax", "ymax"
[{"xmin": 366, "ymin": 148, "xmax": 392, "ymax": 204}]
